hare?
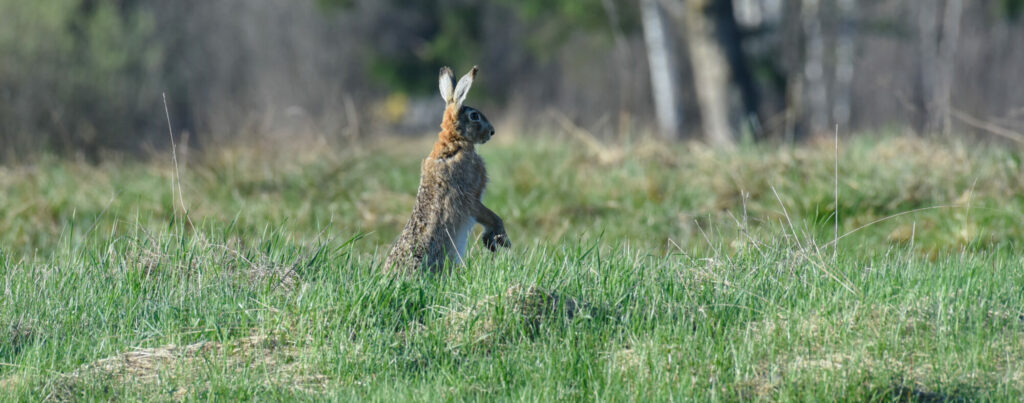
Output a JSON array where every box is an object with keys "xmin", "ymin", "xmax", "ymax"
[{"xmin": 383, "ymin": 65, "xmax": 510, "ymax": 273}]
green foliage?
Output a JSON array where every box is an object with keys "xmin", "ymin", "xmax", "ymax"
[
  {"xmin": 495, "ymin": 0, "xmax": 638, "ymax": 59},
  {"xmin": 0, "ymin": 1, "xmax": 76, "ymax": 156},
  {"xmin": 499, "ymin": 0, "xmax": 638, "ymax": 33},
  {"xmin": 315, "ymin": 0, "xmax": 355, "ymax": 9},
  {"xmin": 996, "ymin": 0, "xmax": 1024, "ymax": 19},
  {"xmin": 366, "ymin": 1, "xmax": 485, "ymax": 95},
  {"xmin": 0, "ymin": 0, "xmax": 162, "ymax": 160},
  {"xmin": 319, "ymin": 0, "xmax": 637, "ymax": 94}
]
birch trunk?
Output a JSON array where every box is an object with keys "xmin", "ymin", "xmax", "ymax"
[
  {"xmin": 681, "ymin": 0, "xmax": 735, "ymax": 147},
  {"xmin": 640, "ymin": 0, "xmax": 683, "ymax": 140}
]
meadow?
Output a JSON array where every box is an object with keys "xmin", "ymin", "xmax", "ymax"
[{"xmin": 1, "ymin": 132, "xmax": 1022, "ymax": 400}]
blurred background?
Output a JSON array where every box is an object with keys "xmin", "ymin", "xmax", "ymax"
[{"xmin": 2, "ymin": 0, "xmax": 1024, "ymax": 161}]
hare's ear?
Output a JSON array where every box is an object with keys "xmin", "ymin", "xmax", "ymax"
[
  {"xmin": 439, "ymin": 66, "xmax": 456, "ymax": 104},
  {"xmin": 452, "ymin": 66, "xmax": 478, "ymax": 107}
]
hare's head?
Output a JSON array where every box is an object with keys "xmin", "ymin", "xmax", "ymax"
[{"xmin": 439, "ymin": 66, "xmax": 495, "ymax": 144}]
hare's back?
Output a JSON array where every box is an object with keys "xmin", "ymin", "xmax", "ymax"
[{"xmin": 422, "ymin": 154, "xmax": 486, "ymax": 194}]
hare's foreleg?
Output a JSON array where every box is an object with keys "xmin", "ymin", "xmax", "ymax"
[{"xmin": 473, "ymin": 202, "xmax": 510, "ymax": 251}]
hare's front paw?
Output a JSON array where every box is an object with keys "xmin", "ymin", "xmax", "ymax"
[{"xmin": 483, "ymin": 229, "xmax": 511, "ymax": 252}]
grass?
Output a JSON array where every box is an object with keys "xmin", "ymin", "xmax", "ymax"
[{"xmin": 1, "ymin": 133, "xmax": 1022, "ymax": 400}]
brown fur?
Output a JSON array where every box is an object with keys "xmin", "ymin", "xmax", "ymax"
[
  {"xmin": 430, "ymin": 106, "xmax": 472, "ymax": 159},
  {"xmin": 384, "ymin": 66, "xmax": 510, "ymax": 274}
]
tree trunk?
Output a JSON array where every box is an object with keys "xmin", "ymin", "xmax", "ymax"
[
  {"xmin": 933, "ymin": 0, "xmax": 963, "ymax": 135},
  {"xmin": 781, "ymin": 0, "xmax": 804, "ymax": 143},
  {"xmin": 678, "ymin": 0, "xmax": 736, "ymax": 147},
  {"xmin": 603, "ymin": 0, "xmax": 637, "ymax": 140},
  {"xmin": 832, "ymin": 0, "xmax": 858, "ymax": 130},
  {"xmin": 640, "ymin": 0, "xmax": 683, "ymax": 140},
  {"xmin": 917, "ymin": 0, "xmax": 963, "ymax": 135},
  {"xmin": 714, "ymin": 0, "xmax": 760, "ymax": 136},
  {"xmin": 802, "ymin": 0, "xmax": 829, "ymax": 135}
]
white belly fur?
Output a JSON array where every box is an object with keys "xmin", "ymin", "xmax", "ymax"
[
  {"xmin": 452, "ymin": 218, "xmax": 475, "ymax": 264},
  {"xmin": 452, "ymin": 189, "xmax": 483, "ymax": 265}
]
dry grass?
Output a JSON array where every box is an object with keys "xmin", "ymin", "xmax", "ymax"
[
  {"xmin": 45, "ymin": 333, "xmax": 324, "ymax": 401},
  {"xmin": 444, "ymin": 284, "xmax": 591, "ymax": 351},
  {"xmin": 737, "ymin": 302, "xmax": 1024, "ymax": 400}
]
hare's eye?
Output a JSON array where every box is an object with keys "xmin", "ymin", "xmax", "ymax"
[{"xmin": 469, "ymin": 112, "xmax": 480, "ymax": 121}]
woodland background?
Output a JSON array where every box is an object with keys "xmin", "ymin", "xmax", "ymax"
[{"xmin": 2, "ymin": 0, "xmax": 1024, "ymax": 160}]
